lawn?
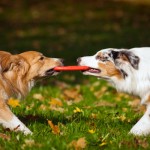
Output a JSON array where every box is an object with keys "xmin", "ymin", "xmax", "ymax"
[{"xmin": 0, "ymin": 0, "xmax": 150, "ymax": 149}]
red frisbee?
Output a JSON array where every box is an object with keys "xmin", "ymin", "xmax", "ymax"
[{"xmin": 54, "ymin": 66, "xmax": 90, "ymax": 71}]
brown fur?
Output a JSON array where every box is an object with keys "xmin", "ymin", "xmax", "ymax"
[
  {"xmin": 98, "ymin": 61, "xmax": 122, "ymax": 79},
  {"xmin": 145, "ymin": 96, "xmax": 150, "ymax": 105},
  {"xmin": 96, "ymin": 52, "xmax": 104, "ymax": 59},
  {"xmin": 0, "ymin": 51, "xmax": 62, "ymax": 128}
]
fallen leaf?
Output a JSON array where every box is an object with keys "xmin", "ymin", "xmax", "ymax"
[
  {"xmin": 128, "ymin": 99, "xmax": 140, "ymax": 107},
  {"xmin": 99, "ymin": 142, "xmax": 107, "ymax": 147},
  {"xmin": 94, "ymin": 87, "xmax": 108, "ymax": 97},
  {"xmin": 63, "ymin": 75, "xmax": 75, "ymax": 81},
  {"xmin": 66, "ymin": 100, "xmax": 73, "ymax": 106},
  {"xmin": 48, "ymin": 120, "xmax": 60, "ymax": 134},
  {"xmin": 26, "ymin": 103, "xmax": 34, "ymax": 111},
  {"xmin": 7, "ymin": 98, "xmax": 20, "ymax": 108},
  {"xmin": 39, "ymin": 104, "xmax": 48, "ymax": 111},
  {"xmin": 24, "ymin": 139, "xmax": 35, "ymax": 146},
  {"xmin": 90, "ymin": 113, "xmax": 98, "ymax": 119},
  {"xmin": 48, "ymin": 98, "xmax": 64, "ymax": 113},
  {"xmin": 69, "ymin": 137, "xmax": 87, "ymax": 150},
  {"xmin": 128, "ymin": 99, "xmax": 146, "ymax": 113},
  {"xmin": 88, "ymin": 129, "xmax": 95, "ymax": 134},
  {"xmin": 115, "ymin": 92, "xmax": 130, "ymax": 102},
  {"xmin": 76, "ymin": 137, "xmax": 87, "ymax": 149},
  {"xmin": 73, "ymin": 107, "xmax": 83, "ymax": 113},
  {"xmin": 49, "ymin": 98, "xmax": 63, "ymax": 107},
  {"xmin": 33, "ymin": 93, "xmax": 44, "ymax": 101},
  {"xmin": 120, "ymin": 137, "xmax": 149, "ymax": 149},
  {"xmin": 134, "ymin": 137, "xmax": 149, "ymax": 149},
  {"xmin": 50, "ymin": 106, "xmax": 65, "ymax": 113},
  {"xmin": 0, "ymin": 133, "xmax": 10, "ymax": 140},
  {"xmin": 118, "ymin": 115, "xmax": 126, "ymax": 122},
  {"xmin": 122, "ymin": 108, "xmax": 128, "ymax": 112},
  {"xmin": 63, "ymin": 87, "xmax": 83, "ymax": 103},
  {"xmin": 55, "ymin": 81, "xmax": 70, "ymax": 89},
  {"xmin": 22, "ymin": 139, "xmax": 42, "ymax": 149},
  {"xmin": 94, "ymin": 101, "xmax": 116, "ymax": 107}
]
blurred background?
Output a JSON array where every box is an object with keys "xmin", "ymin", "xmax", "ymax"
[{"xmin": 0, "ymin": 0, "xmax": 150, "ymax": 82}]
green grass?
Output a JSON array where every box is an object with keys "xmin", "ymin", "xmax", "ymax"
[
  {"xmin": 0, "ymin": 0, "xmax": 150, "ymax": 149},
  {"xmin": 0, "ymin": 78, "xmax": 149, "ymax": 149}
]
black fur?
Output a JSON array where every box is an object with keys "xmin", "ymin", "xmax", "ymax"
[{"xmin": 111, "ymin": 50, "xmax": 140, "ymax": 70}]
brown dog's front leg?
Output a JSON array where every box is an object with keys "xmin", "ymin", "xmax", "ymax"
[{"xmin": 0, "ymin": 100, "xmax": 32, "ymax": 135}]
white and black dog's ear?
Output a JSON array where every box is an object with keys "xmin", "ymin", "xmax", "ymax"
[{"xmin": 111, "ymin": 50, "xmax": 140, "ymax": 70}]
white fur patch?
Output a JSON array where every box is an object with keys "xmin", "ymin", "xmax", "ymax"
[
  {"xmin": 0, "ymin": 115, "xmax": 32, "ymax": 135},
  {"xmin": 130, "ymin": 105, "xmax": 150, "ymax": 136},
  {"xmin": 80, "ymin": 47, "xmax": 150, "ymax": 136}
]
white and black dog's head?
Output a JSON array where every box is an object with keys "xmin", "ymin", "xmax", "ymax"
[{"xmin": 77, "ymin": 48, "xmax": 140, "ymax": 80}]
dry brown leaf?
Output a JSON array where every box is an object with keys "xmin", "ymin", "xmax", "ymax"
[
  {"xmin": 118, "ymin": 115, "xmax": 126, "ymax": 122},
  {"xmin": 134, "ymin": 138, "xmax": 149, "ymax": 149},
  {"xmin": 66, "ymin": 100, "xmax": 73, "ymax": 106},
  {"xmin": 94, "ymin": 101, "xmax": 116, "ymax": 107},
  {"xmin": 128, "ymin": 99, "xmax": 140, "ymax": 107},
  {"xmin": 94, "ymin": 87, "xmax": 108, "ymax": 98},
  {"xmin": 63, "ymin": 75, "xmax": 75, "ymax": 81},
  {"xmin": 122, "ymin": 108, "xmax": 128, "ymax": 112},
  {"xmin": 22, "ymin": 139, "xmax": 42, "ymax": 149},
  {"xmin": 24, "ymin": 139, "xmax": 35, "ymax": 146},
  {"xmin": 69, "ymin": 137, "xmax": 87, "ymax": 150},
  {"xmin": 90, "ymin": 113, "xmax": 98, "ymax": 119},
  {"xmin": 7, "ymin": 98, "xmax": 20, "ymax": 108},
  {"xmin": 115, "ymin": 92, "xmax": 130, "ymax": 101},
  {"xmin": 50, "ymin": 106, "xmax": 65, "ymax": 113},
  {"xmin": 26, "ymin": 103, "xmax": 35, "ymax": 111},
  {"xmin": 39, "ymin": 104, "xmax": 48, "ymax": 111},
  {"xmin": 0, "ymin": 133, "xmax": 10, "ymax": 140},
  {"xmin": 55, "ymin": 81, "xmax": 70, "ymax": 89},
  {"xmin": 48, "ymin": 98, "xmax": 64, "ymax": 113},
  {"xmin": 128, "ymin": 99, "xmax": 146, "ymax": 113},
  {"xmin": 49, "ymin": 98, "xmax": 63, "ymax": 107},
  {"xmin": 121, "ymin": 137, "xmax": 149, "ymax": 149},
  {"xmin": 63, "ymin": 88, "xmax": 83, "ymax": 103},
  {"xmin": 48, "ymin": 120, "xmax": 60, "ymax": 134},
  {"xmin": 33, "ymin": 93, "xmax": 44, "ymax": 101},
  {"xmin": 63, "ymin": 89, "xmax": 78, "ymax": 99}
]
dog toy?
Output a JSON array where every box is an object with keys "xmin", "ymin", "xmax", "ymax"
[{"xmin": 54, "ymin": 66, "xmax": 89, "ymax": 71}]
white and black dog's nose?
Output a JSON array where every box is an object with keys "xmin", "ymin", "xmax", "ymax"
[{"xmin": 77, "ymin": 57, "xmax": 81, "ymax": 64}]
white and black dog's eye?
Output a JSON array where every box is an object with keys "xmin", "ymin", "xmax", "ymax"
[
  {"xmin": 96, "ymin": 55, "xmax": 108, "ymax": 61},
  {"xmin": 95, "ymin": 55, "xmax": 101, "ymax": 60}
]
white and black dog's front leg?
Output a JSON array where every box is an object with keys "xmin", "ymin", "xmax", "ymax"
[
  {"xmin": 0, "ymin": 100, "xmax": 32, "ymax": 135},
  {"xmin": 130, "ymin": 97, "xmax": 150, "ymax": 136}
]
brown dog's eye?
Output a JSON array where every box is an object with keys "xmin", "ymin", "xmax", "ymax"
[{"xmin": 39, "ymin": 56, "xmax": 44, "ymax": 60}]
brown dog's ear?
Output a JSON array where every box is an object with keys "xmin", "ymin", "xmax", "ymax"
[
  {"xmin": 111, "ymin": 50, "xmax": 140, "ymax": 70},
  {"xmin": 17, "ymin": 57, "xmax": 30, "ymax": 75},
  {"xmin": 0, "ymin": 51, "xmax": 13, "ymax": 72},
  {"xmin": 0, "ymin": 51, "xmax": 30, "ymax": 74}
]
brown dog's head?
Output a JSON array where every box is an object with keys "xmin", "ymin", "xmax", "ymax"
[
  {"xmin": 0, "ymin": 51, "xmax": 63, "ymax": 97},
  {"xmin": 77, "ymin": 48, "xmax": 140, "ymax": 80},
  {"xmin": 19, "ymin": 51, "xmax": 63, "ymax": 80}
]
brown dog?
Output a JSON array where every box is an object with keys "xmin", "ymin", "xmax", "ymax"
[{"xmin": 0, "ymin": 51, "xmax": 63, "ymax": 134}]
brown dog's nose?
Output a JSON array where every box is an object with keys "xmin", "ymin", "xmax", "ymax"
[
  {"xmin": 59, "ymin": 58, "xmax": 64, "ymax": 63},
  {"xmin": 77, "ymin": 57, "xmax": 81, "ymax": 64}
]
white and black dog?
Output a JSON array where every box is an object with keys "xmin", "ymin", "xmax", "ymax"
[{"xmin": 77, "ymin": 47, "xmax": 150, "ymax": 136}]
